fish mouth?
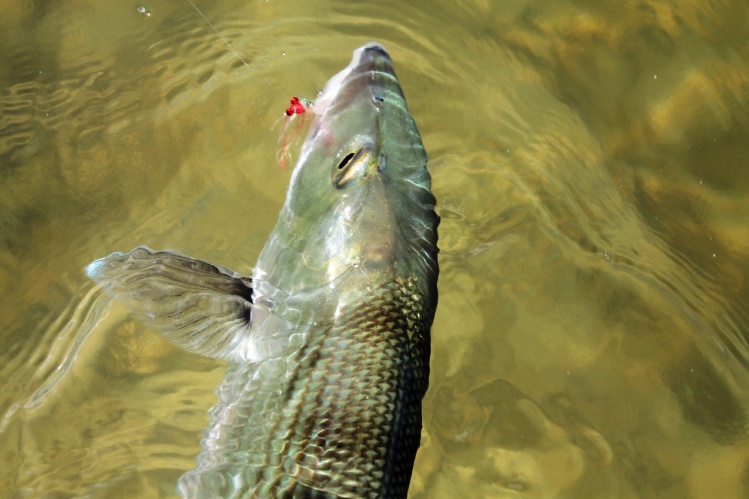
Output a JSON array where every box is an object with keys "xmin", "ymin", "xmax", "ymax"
[
  {"xmin": 311, "ymin": 42, "xmax": 394, "ymax": 118},
  {"xmin": 357, "ymin": 43, "xmax": 390, "ymax": 64}
]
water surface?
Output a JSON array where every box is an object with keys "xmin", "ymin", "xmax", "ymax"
[{"xmin": 2, "ymin": 0, "xmax": 749, "ymax": 497}]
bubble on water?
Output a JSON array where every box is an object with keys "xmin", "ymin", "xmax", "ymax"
[{"xmin": 136, "ymin": 5, "xmax": 151, "ymax": 17}]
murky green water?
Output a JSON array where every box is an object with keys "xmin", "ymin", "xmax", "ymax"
[{"xmin": 2, "ymin": 0, "xmax": 749, "ymax": 497}]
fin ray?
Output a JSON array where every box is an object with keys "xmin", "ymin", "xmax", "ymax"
[{"xmin": 86, "ymin": 246, "xmax": 256, "ymax": 361}]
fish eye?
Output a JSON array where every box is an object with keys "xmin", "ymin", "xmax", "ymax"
[
  {"xmin": 333, "ymin": 147, "xmax": 375, "ymax": 188},
  {"xmin": 338, "ymin": 151, "xmax": 356, "ymax": 170}
]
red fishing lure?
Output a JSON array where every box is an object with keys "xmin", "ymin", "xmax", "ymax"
[
  {"xmin": 279, "ymin": 97, "xmax": 312, "ymax": 170},
  {"xmin": 285, "ymin": 97, "xmax": 306, "ymax": 117}
]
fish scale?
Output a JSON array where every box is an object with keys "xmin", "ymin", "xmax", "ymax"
[{"xmin": 191, "ymin": 282, "xmax": 428, "ymax": 497}]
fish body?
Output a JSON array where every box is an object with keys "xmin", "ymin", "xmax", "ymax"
[{"xmin": 86, "ymin": 43, "xmax": 439, "ymax": 498}]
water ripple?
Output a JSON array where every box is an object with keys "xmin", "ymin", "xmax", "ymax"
[{"xmin": 0, "ymin": 283, "xmax": 102, "ymax": 433}]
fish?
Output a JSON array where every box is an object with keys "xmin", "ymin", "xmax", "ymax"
[{"xmin": 86, "ymin": 42, "xmax": 439, "ymax": 498}]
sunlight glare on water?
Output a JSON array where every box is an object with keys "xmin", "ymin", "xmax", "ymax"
[{"xmin": 1, "ymin": 0, "xmax": 748, "ymax": 497}]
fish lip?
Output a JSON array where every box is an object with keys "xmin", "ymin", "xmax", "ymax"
[
  {"xmin": 357, "ymin": 42, "xmax": 390, "ymax": 63},
  {"xmin": 311, "ymin": 42, "xmax": 392, "ymax": 119}
]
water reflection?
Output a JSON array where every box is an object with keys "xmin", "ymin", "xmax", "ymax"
[{"xmin": 1, "ymin": 0, "xmax": 748, "ymax": 497}]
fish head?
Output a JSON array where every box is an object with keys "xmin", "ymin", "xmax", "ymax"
[{"xmin": 257, "ymin": 42, "xmax": 438, "ymax": 308}]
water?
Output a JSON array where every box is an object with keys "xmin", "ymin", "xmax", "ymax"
[{"xmin": 1, "ymin": 0, "xmax": 748, "ymax": 497}]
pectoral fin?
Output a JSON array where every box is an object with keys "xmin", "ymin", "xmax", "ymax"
[{"xmin": 86, "ymin": 246, "xmax": 257, "ymax": 361}]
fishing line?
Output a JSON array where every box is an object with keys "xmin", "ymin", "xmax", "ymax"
[
  {"xmin": 185, "ymin": 0, "xmax": 313, "ymax": 170},
  {"xmin": 186, "ymin": 0, "xmax": 251, "ymax": 70}
]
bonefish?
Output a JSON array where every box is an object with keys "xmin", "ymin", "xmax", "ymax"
[{"xmin": 87, "ymin": 42, "xmax": 439, "ymax": 498}]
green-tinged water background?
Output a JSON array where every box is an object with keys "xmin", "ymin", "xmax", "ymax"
[{"xmin": 1, "ymin": 0, "xmax": 749, "ymax": 497}]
